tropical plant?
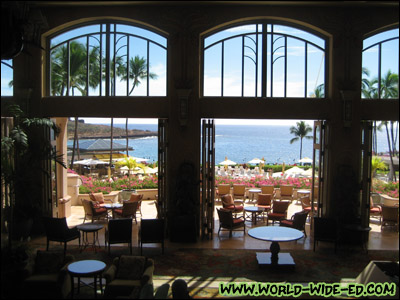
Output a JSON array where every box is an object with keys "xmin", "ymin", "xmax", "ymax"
[
  {"xmin": 115, "ymin": 157, "xmax": 145, "ymax": 177},
  {"xmin": 371, "ymin": 156, "xmax": 388, "ymax": 178},
  {"xmin": 289, "ymin": 121, "xmax": 313, "ymax": 160},
  {"xmin": 1, "ymin": 104, "xmax": 66, "ymax": 245},
  {"xmin": 311, "ymin": 83, "xmax": 325, "ymax": 98}
]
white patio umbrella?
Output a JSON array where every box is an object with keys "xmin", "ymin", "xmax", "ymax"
[
  {"xmin": 114, "ymin": 156, "xmax": 149, "ymax": 163},
  {"xmin": 285, "ymin": 166, "xmax": 305, "ymax": 175},
  {"xmin": 298, "ymin": 157, "xmax": 313, "ymax": 164},
  {"xmin": 247, "ymin": 158, "xmax": 265, "ymax": 164},
  {"xmin": 219, "ymin": 157, "xmax": 237, "ymax": 166},
  {"xmin": 73, "ymin": 159, "xmax": 108, "ymax": 166},
  {"xmin": 302, "ymin": 168, "xmax": 314, "ymax": 177}
]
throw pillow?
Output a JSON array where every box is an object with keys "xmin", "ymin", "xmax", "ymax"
[
  {"xmin": 89, "ymin": 192, "xmax": 105, "ymax": 204},
  {"xmin": 34, "ymin": 251, "xmax": 64, "ymax": 274},
  {"xmin": 221, "ymin": 194, "xmax": 234, "ymax": 207},
  {"xmin": 117, "ymin": 256, "xmax": 146, "ymax": 280}
]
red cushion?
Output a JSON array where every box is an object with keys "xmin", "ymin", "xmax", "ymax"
[
  {"xmin": 280, "ymin": 220, "xmax": 293, "ymax": 226},
  {"xmin": 370, "ymin": 207, "xmax": 381, "ymax": 213},
  {"xmin": 233, "ymin": 218, "xmax": 244, "ymax": 225},
  {"xmin": 268, "ymin": 213, "xmax": 285, "ymax": 219},
  {"xmin": 257, "ymin": 205, "xmax": 271, "ymax": 210},
  {"xmin": 114, "ymin": 208, "xmax": 122, "ymax": 215},
  {"xmin": 94, "ymin": 207, "xmax": 107, "ymax": 213},
  {"xmin": 233, "ymin": 205, "xmax": 244, "ymax": 212}
]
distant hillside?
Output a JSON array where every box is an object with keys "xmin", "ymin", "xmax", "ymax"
[{"xmin": 67, "ymin": 122, "xmax": 157, "ymax": 139}]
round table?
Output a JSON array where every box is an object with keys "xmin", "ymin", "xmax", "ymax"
[
  {"xmin": 68, "ymin": 260, "xmax": 106, "ymax": 298},
  {"xmin": 103, "ymin": 203, "xmax": 123, "ymax": 219},
  {"xmin": 248, "ymin": 188, "xmax": 261, "ymax": 204},
  {"xmin": 77, "ymin": 224, "xmax": 104, "ymax": 252},
  {"xmin": 248, "ymin": 226, "xmax": 304, "ymax": 268},
  {"xmin": 244, "ymin": 206, "xmax": 265, "ymax": 225}
]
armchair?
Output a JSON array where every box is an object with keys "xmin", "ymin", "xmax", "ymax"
[
  {"xmin": 221, "ymin": 194, "xmax": 244, "ymax": 217},
  {"xmin": 81, "ymin": 199, "xmax": 108, "ymax": 223},
  {"xmin": 279, "ymin": 210, "xmax": 309, "ymax": 237},
  {"xmin": 103, "ymin": 255, "xmax": 154, "ymax": 299},
  {"xmin": 113, "ymin": 201, "xmax": 139, "ymax": 224},
  {"xmin": 22, "ymin": 250, "xmax": 74, "ymax": 299},
  {"xmin": 266, "ymin": 200, "xmax": 290, "ymax": 225},
  {"xmin": 42, "ymin": 217, "xmax": 80, "ymax": 255},
  {"xmin": 89, "ymin": 192, "xmax": 113, "ymax": 205},
  {"xmin": 217, "ymin": 208, "xmax": 245, "ymax": 238}
]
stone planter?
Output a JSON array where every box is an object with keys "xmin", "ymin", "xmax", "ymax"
[{"xmin": 380, "ymin": 194, "xmax": 399, "ymax": 207}]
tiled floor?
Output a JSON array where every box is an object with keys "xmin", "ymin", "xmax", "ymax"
[{"xmin": 51, "ymin": 199, "xmax": 399, "ymax": 252}]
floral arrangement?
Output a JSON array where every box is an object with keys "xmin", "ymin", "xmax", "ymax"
[{"xmin": 215, "ymin": 175, "xmax": 313, "ymax": 189}]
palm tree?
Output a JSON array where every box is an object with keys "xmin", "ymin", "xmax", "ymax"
[
  {"xmin": 118, "ymin": 56, "xmax": 158, "ymax": 160},
  {"xmin": 371, "ymin": 156, "xmax": 388, "ymax": 179},
  {"xmin": 115, "ymin": 157, "xmax": 145, "ymax": 178},
  {"xmin": 50, "ymin": 41, "xmax": 100, "ymax": 96},
  {"xmin": 289, "ymin": 121, "xmax": 313, "ymax": 160}
]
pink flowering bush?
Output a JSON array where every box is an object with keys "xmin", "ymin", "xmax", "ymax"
[
  {"xmin": 372, "ymin": 180, "xmax": 399, "ymax": 198},
  {"xmin": 79, "ymin": 175, "xmax": 158, "ymax": 194},
  {"xmin": 215, "ymin": 175, "xmax": 313, "ymax": 189}
]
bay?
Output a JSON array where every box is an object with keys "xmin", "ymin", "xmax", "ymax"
[{"xmin": 68, "ymin": 123, "xmax": 396, "ymax": 165}]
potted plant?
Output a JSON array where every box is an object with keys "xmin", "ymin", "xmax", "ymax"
[{"xmin": 1, "ymin": 104, "xmax": 66, "ymax": 245}]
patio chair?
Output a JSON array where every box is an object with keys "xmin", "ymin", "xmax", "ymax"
[
  {"xmin": 266, "ymin": 200, "xmax": 290, "ymax": 225},
  {"xmin": 129, "ymin": 193, "xmax": 144, "ymax": 217},
  {"xmin": 280, "ymin": 210, "xmax": 309, "ymax": 237},
  {"xmin": 113, "ymin": 201, "xmax": 138, "ymax": 224},
  {"xmin": 256, "ymin": 193, "xmax": 273, "ymax": 220},
  {"xmin": 260, "ymin": 185, "xmax": 275, "ymax": 198},
  {"xmin": 105, "ymin": 218, "xmax": 133, "ymax": 255},
  {"xmin": 232, "ymin": 184, "xmax": 246, "ymax": 204},
  {"xmin": 277, "ymin": 185, "xmax": 294, "ymax": 202},
  {"xmin": 216, "ymin": 184, "xmax": 231, "ymax": 202},
  {"xmin": 313, "ymin": 217, "xmax": 339, "ymax": 253},
  {"xmin": 81, "ymin": 199, "xmax": 108, "ymax": 223},
  {"xmin": 221, "ymin": 194, "xmax": 244, "ymax": 217},
  {"xmin": 300, "ymin": 195, "xmax": 317, "ymax": 221},
  {"xmin": 217, "ymin": 208, "xmax": 245, "ymax": 238},
  {"xmin": 381, "ymin": 205, "xmax": 399, "ymax": 231},
  {"xmin": 42, "ymin": 217, "xmax": 80, "ymax": 256},
  {"xmin": 369, "ymin": 196, "xmax": 382, "ymax": 224}
]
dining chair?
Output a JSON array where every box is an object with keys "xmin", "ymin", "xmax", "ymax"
[
  {"xmin": 129, "ymin": 193, "xmax": 144, "ymax": 217},
  {"xmin": 232, "ymin": 184, "xmax": 246, "ymax": 204},
  {"xmin": 139, "ymin": 219, "xmax": 165, "ymax": 255},
  {"xmin": 221, "ymin": 194, "xmax": 244, "ymax": 217},
  {"xmin": 256, "ymin": 193, "xmax": 273, "ymax": 220},
  {"xmin": 216, "ymin": 184, "xmax": 231, "ymax": 203},
  {"xmin": 280, "ymin": 210, "xmax": 309, "ymax": 237},
  {"xmin": 81, "ymin": 199, "xmax": 108, "ymax": 223},
  {"xmin": 260, "ymin": 185, "xmax": 275, "ymax": 198},
  {"xmin": 278, "ymin": 185, "xmax": 294, "ymax": 202},
  {"xmin": 105, "ymin": 218, "xmax": 133, "ymax": 255}
]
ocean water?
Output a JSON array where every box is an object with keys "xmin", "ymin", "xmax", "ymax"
[{"xmin": 68, "ymin": 123, "xmax": 396, "ymax": 165}]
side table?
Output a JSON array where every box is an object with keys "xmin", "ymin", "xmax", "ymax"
[
  {"xmin": 67, "ymin": 260, "xmax": 106, "ymax": 299},
  {"xmin": 77, "ymin": 224, "xmax": 104, "ymax": 252}
]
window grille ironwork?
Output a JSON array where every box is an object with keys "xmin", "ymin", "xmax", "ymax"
[
  {"xmin": 47, "ymin": 22, "xmax": 167, "ymax": 97},
  {"xmin": 202, "ymin": 22, "xmax": 326, "ymax": 98},
  {"xmin": 362, "ymin": 27, "xmax": 399, "ymax": 100}
]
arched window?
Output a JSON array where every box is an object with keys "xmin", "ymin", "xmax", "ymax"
[
  {"xmin": 202, "ymin": 22, "xmax": 327, "ymax": 98},
  {"xmin": 362, "ymin": 27, "xmax": 399, "ymax": 99},
  {"xmin": 48, "ymin": 22, "xmax": 167, "ymax": 97}
]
